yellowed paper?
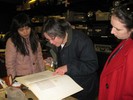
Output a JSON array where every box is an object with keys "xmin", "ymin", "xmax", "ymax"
[{"xmin": 15, "ymin": 70, "xmax": 83, "ymax": 100}]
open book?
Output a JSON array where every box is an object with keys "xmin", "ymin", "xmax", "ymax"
[{"xmin": 15, "ymin": 70, "xmax": 83, "ymax": 100}]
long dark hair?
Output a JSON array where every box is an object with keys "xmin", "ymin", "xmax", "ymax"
[{"xmin": 5, "ymin": 13, "xmax": 39, "ymax": 55}]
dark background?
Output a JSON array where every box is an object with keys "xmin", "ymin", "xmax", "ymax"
[
  {"xmin": 0, "ymin": 0, "xmax": 115, "ymax": 78},
  {"xmin": 0, "ymin": 0, "xmax": 113, "ymax": 33}
]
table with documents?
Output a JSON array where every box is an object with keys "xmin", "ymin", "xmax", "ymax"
[{"xmin": 0, "ymin": 88, "xmax": 77, "ymax": 100}]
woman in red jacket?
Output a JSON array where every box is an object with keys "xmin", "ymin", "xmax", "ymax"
[{"xmin": 99, "ymin": 2, "xmax": 133, "ymax": 100}]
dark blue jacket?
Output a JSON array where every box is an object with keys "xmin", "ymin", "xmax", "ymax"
[{"xmin": 48, "ymin": 28, "xmax": 99, "ymax": 100}]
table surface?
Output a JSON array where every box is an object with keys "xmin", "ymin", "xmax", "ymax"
[{"xmin": 0, "ymin": 88, "xmax": 77, "ymax": 100}]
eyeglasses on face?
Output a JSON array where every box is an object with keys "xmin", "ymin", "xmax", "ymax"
[{"xmin": 45, "ymin": 36, "xmax": 56, "ymax": 42}]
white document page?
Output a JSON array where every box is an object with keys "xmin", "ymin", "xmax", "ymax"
[{"xmin": 15, "ymin": 70, "xmax": 83, "ymax": 100}]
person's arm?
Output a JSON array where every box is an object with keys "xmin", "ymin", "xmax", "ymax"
[
  {"xmin": 5, "ymin": 38, "xmax": 17, "ymax": 78},
  {"xmin": 122, "ymin": 48, "xmax": 133, "ymax": 99},
  {"xmin": 54, "ymin": 37, "xmax": 99, "ymax": 76},
  {"xmin": 67, "ymin": 38, "xmax": 99, "ymax": 76}
]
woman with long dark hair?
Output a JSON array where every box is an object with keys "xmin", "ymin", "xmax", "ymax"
[{"xmin": 5, "ymin": 13, "xmax": 45, "ymax": 79}]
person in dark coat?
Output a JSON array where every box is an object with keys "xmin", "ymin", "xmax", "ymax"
[{"xmin": 42, "ymin": 18, "xmax": 99, "ymax": 100}]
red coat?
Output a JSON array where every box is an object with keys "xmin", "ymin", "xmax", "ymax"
[{"xmin": 98, "ymin": 38, "xmax": 133, "ymax": 100}]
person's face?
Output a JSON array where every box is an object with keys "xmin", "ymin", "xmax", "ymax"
[
  {"xmin": 18, "ymin": 26, "xmax": 31, "ymax": 38},
  {"xmin": 44, "ymin": 32, "xmax": 64, "ymax": 47},
  {"xmin": 111, "ymin": 15, "xmax": 132, "ymax": 40}
]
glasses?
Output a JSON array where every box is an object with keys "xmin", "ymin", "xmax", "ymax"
[{"xmin": 45, "ymin": 36, "xmax": 56, "ymax": 42}]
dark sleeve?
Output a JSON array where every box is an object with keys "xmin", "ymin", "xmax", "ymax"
[{"xmin": 67, "ymin": 37, "xmax": 99, "ymax": 76}]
